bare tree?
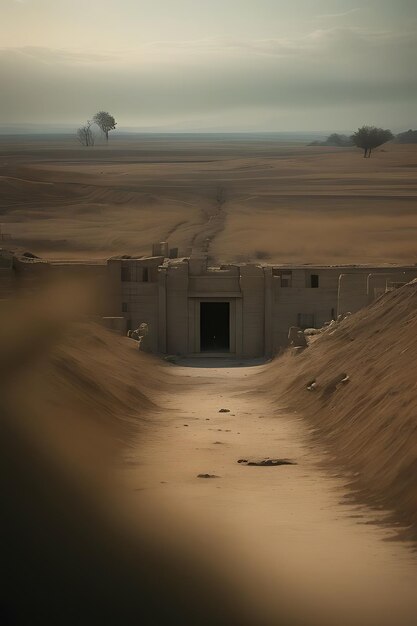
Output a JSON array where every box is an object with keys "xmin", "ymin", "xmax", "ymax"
[
  {"xmin": 77, "ymin": 120, "xmax": 95, "ymax": 147},
  {"xmin": 93, "ymin": 111, "xmax": 117, "ymax": 142},
  {"xmin": 351, "ymin": 126, "xmax": 393, "ymax": 158}
]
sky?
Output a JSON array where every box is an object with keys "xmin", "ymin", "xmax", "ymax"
[{"xmin": 1, "ymin": 0, "xmax": 416, "ymax": 132}]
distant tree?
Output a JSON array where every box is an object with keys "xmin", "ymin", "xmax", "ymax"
[
  {"xmin": 77, "ymin": 120, "xmax": 95, "ymax": 147},
  {"xmin": 309, "ymin": 133, "xmax": 354, "ymax": 147},
  {"xmin": 93, "ymin": 111, "xmax": 116, "ymax": 142},
  {"xmin": 326, "ymin": 133, "xmax": 354, "ymax": 147},
  {"xmin": 395, "ymin": 129, "xmax": 417, "ymax": 144},
  {"xmin": 351, "ymin": 126, "xmax": 393, "ymax": 158}
]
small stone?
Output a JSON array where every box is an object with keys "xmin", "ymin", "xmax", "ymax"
[
  {"xmin": 197, "ymin": 474, "xmax": 219, "ymax": 479},
  {"xmin": 219, "ymin": 408, "xmax": 230, "ymax": 413}
]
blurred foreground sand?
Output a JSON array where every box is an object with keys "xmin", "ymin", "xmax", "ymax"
[{"xmin": 1, "ymin": 281, "xmax": 417, "ymax": 624}]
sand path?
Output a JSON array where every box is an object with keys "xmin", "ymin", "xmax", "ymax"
[{"xmin": 127, "ymin": 360, "xmax": 417, "ymax": 626}]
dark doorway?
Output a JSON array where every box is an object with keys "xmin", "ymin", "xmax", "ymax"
[{"xmin": 200, "ymin": 302, "xmax": 230, "ymax": 352}]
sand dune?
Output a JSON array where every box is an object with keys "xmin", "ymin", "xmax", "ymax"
[
  {"xmin": 264, "ymin": 279, "xmax": 417, "ymax": 537},
  {"xmin": 0, "ymin": 281, "xmax": 165, "ymax": 470}
]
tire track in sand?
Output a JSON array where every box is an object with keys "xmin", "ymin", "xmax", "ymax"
[{"xmin": 190, "ymin": 186, "xmax": 227, "ymax": 261}]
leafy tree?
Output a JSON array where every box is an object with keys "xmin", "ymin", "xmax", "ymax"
[
  {"xmin": 351, "ymin": 126, "xmax": 393, "ymax": 158},
  {"xmin": 310, "ymin": 133, "xmax": 353, "ymax": 147},
  {"xmin": 77, "ymin": 120, "xmax": 95, "ymax": 147},
  {"xmin": 325, "ymin": 133, "xmax": 354, "ymax": 147},
  {"xmin": 395, "ymin": 129, "xmax": 417, "ymax": 144},
  {"xmin": 93, "ymin": 111, "xmax": 117, "ymax": 142}
]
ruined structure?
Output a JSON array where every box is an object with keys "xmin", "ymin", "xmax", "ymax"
[{"xmin": 1, "ymin": 245, "xmax": 416, "ymax": 358}]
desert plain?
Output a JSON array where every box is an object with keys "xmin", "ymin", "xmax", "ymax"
[{"xmin": 1, "ymin": 134, "xmax": 417, "ymax": 264}]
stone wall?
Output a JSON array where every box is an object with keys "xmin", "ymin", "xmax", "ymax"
[
  {"xmin": 4, "ymin": 248, "xmax": 416, "ymax": 358},
  {"xmin": 272, "ymin": 268, "xmax": 340, "ymax": 350}
]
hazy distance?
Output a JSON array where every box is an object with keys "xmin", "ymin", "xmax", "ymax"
[{"xmin": 1, "ymin": 0, "xmax": 416, "ymax": 132}]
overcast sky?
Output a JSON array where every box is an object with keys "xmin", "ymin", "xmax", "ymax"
[{"xmin": 1, "ymin": 0, "xmax": 416, "ymax": 131}]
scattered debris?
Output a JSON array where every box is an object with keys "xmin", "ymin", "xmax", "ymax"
[
  {"xmin": 164, "ymin": 355, "xmax": 178, "ymax": 363},
  {"xmin": 238, "ymin": 458, "xmax": 296, "ymax": 467},
  {"xmin": 22, "ymin": 251, "xmax": 39, "ymax": 259},
  {"xmin": 322, "ymin": 373, "xmax": 350, "ymax": 397},
  {"xmin": 127, "ymin": 323, "xmax": 149, "ymax": 351},
  {"xmin": 303, "ymin": 312, "xmax": 353, "ymax": 345},
  {"xmin": 197, "ymin": 473, "xmax": 219, "ymax": 479},
  {"xmin": 291, "ymin": 346, "xmax": 305, "ymax": 355},
  {"xmin": 304, "ymin": 327, "xmax": 321, "ymax": 336},
  {"xmin": 288, "ymin": 326, "xmax": 308, "ymax": 348}
]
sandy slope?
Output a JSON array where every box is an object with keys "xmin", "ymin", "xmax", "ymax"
[
  {"xmin": 1, "ymin": 300, "xmax": 269, "ymax": 625},
  {"xmin": 1, "ymin": 136, "xmax": 416, "ymax": 264},
  {"xmin": 262, "ymin": 280, "xmax": 417, "ymax": 538}
]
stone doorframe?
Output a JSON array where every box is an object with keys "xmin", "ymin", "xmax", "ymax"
[{"xmin": 187, "ymin": 295, "xmax": 243, "ymax": 357}]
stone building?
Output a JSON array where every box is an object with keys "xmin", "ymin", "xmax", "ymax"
[{"xmin": 2, "ymin": 246, "xmax": 416, "ymax": 358}]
